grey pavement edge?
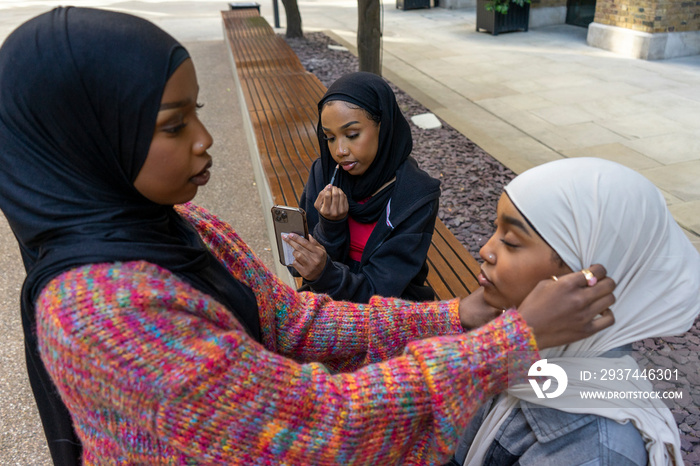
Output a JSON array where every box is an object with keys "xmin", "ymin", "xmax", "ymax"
[{"xmin": 1, "ymin": 0, "xmax": 699, "ymax": 463}]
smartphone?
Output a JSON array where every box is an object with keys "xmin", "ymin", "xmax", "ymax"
[{"xmin": 271, "ymin": 205, "xmax": 308, "ymax": 266}]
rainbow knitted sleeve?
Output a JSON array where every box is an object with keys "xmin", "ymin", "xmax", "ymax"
[{"xmin": 176, "ymin": 202, "xmax": 466, "ymax": 369}]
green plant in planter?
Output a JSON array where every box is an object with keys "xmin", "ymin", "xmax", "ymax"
[{"xmin": 485, "ymin": 0, "xmax": 530, "ymax": 14}]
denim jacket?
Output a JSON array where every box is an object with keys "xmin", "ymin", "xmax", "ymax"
[
  {"xmin": 448, "ymin": 347, "xmax": 648, "ymax": 466},
  {"xmin": 448, "ymin": 399, "xmax": 648, "ymax": 466}
]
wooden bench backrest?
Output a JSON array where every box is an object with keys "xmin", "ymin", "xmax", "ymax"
[{"xmin": 222, "ymin": 9, "xmax": 481, "ymax": 299}]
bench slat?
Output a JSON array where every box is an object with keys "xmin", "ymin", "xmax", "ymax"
[{"xmin": 427, "ymin": 223, "xmax": 481, "ymax": 298}]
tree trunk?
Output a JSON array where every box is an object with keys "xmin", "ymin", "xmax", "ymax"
[
  {"xmin": 357, "ymin": 0, "xmax": 382, "ymax": 76},
  {"xmin": 281, "ymin": 0, "xmax": 303, "ymax": 38}
]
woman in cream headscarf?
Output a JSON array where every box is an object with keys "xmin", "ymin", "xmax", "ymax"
[{"xmin": 452, "ymin": 157, "xmax": 700, "ymax": 465}]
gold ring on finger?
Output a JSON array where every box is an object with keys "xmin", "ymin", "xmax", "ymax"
[{"xmin": 581, "ymin": 268, "xmax": 597, "ymax": 287}]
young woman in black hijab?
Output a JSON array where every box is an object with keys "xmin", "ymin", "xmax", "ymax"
[
  {"xmin": 0, "ymin": 7, "xmax": 260, "ymax": 464},
  {"xmin": 286, "ymin": 72, "xmax": 441, "ymax": 302},
  {"xmin": 0, "ymin": 8, "xmax": 616, "ymax": 465}
]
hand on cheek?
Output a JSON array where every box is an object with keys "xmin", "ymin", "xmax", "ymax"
[
  {"xmin": 458, "ymin": 288, "xmax": 502, "ymax": 330},
  {"xmin": 518, "ymin": 264, "xmax": 616, "ymax": 349}
]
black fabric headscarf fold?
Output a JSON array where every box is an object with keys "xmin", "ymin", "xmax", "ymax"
[
  {"xmin": 317, "ymin": 72, "xmax": 413, "ymax": 223},
  {"xmin": 0, "ymin": 8, "xmax": 260, "ymax": 465}
]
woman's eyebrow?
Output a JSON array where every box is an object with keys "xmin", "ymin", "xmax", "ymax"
[
  {"xmin": 502, "ymin": 214, "xmax": 532, "ymax": 236},
  {"xmin": 340, "ymin": 121, "xmax": 360, "ymax": 129},
  {"xmin": 322, "ymin": 121, "xmax": 361, "ymax": 132},
  {"xmin": 159, "ymin": 98, "xmax": 191, "ymax": 111}
]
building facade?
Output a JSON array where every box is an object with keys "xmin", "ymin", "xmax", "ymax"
[{"xmin": 439, "ymin": 0, "xmax": 700, "ymax": 59}]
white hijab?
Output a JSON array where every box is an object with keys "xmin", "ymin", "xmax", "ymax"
[{"xmin": 465, "ymin": 158, "xmax": 700, "ymax": 466}]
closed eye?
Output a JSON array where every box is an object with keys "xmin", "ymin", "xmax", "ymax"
[
  {"xmin": 500, "ymin": 238, "xmax": 519, "ymax": 248},
  {"xmin": 163, "ymin": 122, "xmax": 187, "ymax": 134}
]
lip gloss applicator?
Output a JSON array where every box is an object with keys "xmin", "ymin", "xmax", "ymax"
[{"xmin": 329, "ymin": 163, "xmax": 340, "ymax": 186}]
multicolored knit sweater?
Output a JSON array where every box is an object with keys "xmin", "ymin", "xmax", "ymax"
[{"xmin": 36, "ymin": 202, "xmax": 538, "ymax": 465}]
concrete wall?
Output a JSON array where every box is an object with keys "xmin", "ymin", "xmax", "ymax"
[
  {"xmin": 587, "ymin": 0, "xmax": 700, "ymax": 59},
  {"xmin": 588, "ymin": 21, "xmax": 700, "ymax": 58}
]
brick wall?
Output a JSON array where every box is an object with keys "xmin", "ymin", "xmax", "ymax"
[{"xmin": 593, "ymin": 0, "xmax": 700, "ymax": 33}]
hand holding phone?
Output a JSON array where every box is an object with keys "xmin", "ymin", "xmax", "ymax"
[
  {"xmin": 271, "ymin": 206, "xmax": 308, "ymax": 266},
  {"xmin": 281, "ymin": 231, "xmax": 328, "ymax": 282}
]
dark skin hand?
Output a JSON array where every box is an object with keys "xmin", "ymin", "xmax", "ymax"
[
  {"xmin": 518, "ymin": 264, "xmax": 615, "ymax": 349},
  {"xmin": 315, "ymin": 185, "xmax": 348, "ymax": 221},
  {"xmin": 284, "ymin": 185, "xmax": 347, "ymax": 281},
  {"xmin": 283, "ymin": 233, "xmax": 327, "ymax": 281},
  {"xmin": 459, "ymin": 264, "xmax": 616, "ymax": 349},
  {"xmin": 458, "ymin": 287, "xmax": 503, "ymax": 330}
]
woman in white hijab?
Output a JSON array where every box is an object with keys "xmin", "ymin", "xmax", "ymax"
[{"xmin": 451, "ymin": 157, "xmax": 700, "ymax": 465}]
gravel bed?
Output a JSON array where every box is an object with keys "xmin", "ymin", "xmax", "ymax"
[{"xmin": 283, "ymin": 32, "xmax": 700, "ymax": 464}]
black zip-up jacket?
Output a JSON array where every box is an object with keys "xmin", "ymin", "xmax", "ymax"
[{"xmin": 295, "ymin": 157, "xmax": 441, "ymax": 303}]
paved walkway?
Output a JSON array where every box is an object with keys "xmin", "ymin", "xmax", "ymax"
[{"xmin": 1, "ymin": 0, "xmax": 698, "ymax": 463}]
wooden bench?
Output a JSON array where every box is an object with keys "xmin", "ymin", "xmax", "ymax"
[{"xmin": 222, "ymin": 9, "xmax": 481, "ymax": 299}]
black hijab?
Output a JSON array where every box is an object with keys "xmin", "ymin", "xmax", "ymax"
[
  {"xmin": 0, "ymin": 8, "xmax": 260, "ymax": 465},
  {"xmin": 317, "ymin": 72, "xmax": 412, "ymax": 223}
]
